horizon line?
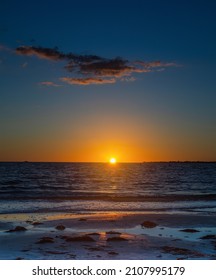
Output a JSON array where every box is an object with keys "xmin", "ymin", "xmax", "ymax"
[{"xmin": 0, "ymin": 160, "xmax": 216, "ymax": 163}]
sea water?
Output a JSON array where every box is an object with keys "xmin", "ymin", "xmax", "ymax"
[{"xmin": 0, "ymin": 162, "xmax": 215, "ymax": 215}]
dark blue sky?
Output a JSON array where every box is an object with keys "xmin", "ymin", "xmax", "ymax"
[{"xmin": 0, "ymin": 0, "xmax": 215, "ymax": 162}]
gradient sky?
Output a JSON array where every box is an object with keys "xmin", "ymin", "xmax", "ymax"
[{"xmin": 0, "ymin": 0, "xmax": 215, "ymax": 162}]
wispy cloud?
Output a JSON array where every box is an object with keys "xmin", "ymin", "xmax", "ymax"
[
  {"xmin": 39, "ymin": 81, "xmax": 61, "ymax": 87},
  {"xmin": 134, "ymin": 61, "xmax": 178, "ymax": 68},
  {"xmin": 0, "ymin": 44, "xmax": 11, "ymax": 52},
  {"xmin": 21, "ymin": 62, "xmax": 28, "ymax": 68},
  {"xmin": 61, "ymin": 77, "xmax": 116, "ymax": 85},
  {"xmin": 120, "ymin": 76, "xmax": 136, "ymax": 82},
  {"xmin": 15, "ymin": 45, "xmax": 178, "ymax": 86}
]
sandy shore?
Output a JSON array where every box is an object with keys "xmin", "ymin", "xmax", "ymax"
[{"xmin": 0, "ymin": 212, "xmax": 216, "ymax": 260}]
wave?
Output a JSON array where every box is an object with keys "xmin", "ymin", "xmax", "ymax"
[{"xmin": 0, "ymin": 193, "xmax": 216, "ymax": 202}]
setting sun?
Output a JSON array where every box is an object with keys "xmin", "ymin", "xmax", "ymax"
[{"xmin": 109, "ymin": 158, "xmax": 116, "ymax": 164}]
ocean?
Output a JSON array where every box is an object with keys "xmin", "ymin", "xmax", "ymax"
[{"xmin": 0, "ymin": 162, "xmax": 216, "ymax": 215}]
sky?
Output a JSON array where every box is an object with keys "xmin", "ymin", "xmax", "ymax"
[{"xmin": 0, "ymin": 0, "xmax": 215, "ymax": 162}]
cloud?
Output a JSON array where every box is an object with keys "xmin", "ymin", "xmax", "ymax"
[
  {"xmin": 39, "ymin": 81, "xmax": 61, "ymax": 87},
  {"xmin": 135, "ymin": 60, "xmax": 179, "ymax": 68},
  {"xmin": 21, "ymin": 62, "xmax": 28, "ymax": 68},
  {"xmin": 16, "ymin": 46, "xmax": 64, "ymax": 60},
  {"xmin": 0, "ymin": 44, "xmax": 11, "ymax": 52},
  {"xmin": 78, "ymin": 57, "xmax": 133, "ymax": 77},
  {"xmin": 16, "ymin": 45, "xmax": 104, "ymax": 64},
  {"xmin": 15, "ymin": 45, "xmax": 178, "ymax": 86},
  {"xmin": 120, "ymin": 76, "xmax": 136, "ymax": 82},
  {"xmin": 60, "ymin": 77, "xmax": 116, "ymax": 85}
]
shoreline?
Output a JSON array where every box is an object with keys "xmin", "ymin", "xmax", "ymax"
[{"xmin": 0, "ymin": 212, "xmax": 216, "ymax": 260}]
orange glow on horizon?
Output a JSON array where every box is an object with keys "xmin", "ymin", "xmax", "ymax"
[{"xmin": 2, "ymin": 114, "xmax": 215, "ymax": 162}]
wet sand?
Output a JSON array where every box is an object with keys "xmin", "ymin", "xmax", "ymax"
[{"xmin": 0, "ymin": 212, "xmax": 216, "ymax": 260}]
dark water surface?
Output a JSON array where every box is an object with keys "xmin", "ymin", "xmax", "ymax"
[{"xmin": 0, "ymin": 162, "xmax": 215, "ymax": 214}]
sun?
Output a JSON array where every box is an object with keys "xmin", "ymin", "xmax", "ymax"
[{"xmin": 109, "ymin": 157, "xmax": 117, "ymax": 164}]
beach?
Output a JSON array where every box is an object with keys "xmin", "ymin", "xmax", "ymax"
[
  {"xmin": 1, "ymin": 212, "xmax": 216, "ymax": 260},
  {"xmin": 0, "ymin": 162, "xmax": 216, "ymax": 260}
]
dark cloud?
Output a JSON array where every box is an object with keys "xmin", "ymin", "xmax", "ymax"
[
  {"xmin": 16, "ymin": 45, "xmax": 104, "ymax": 64},
  {"xmin": 15, "ymin": 45, "xmax": 178, "ymax": 86},
  {"xmin": 79, "ymin": 57, "xmax": 133, "ymax": 77},
  {"xmin": 16, "ymin": 46, "xmax": 64, "ymax": 60}
]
